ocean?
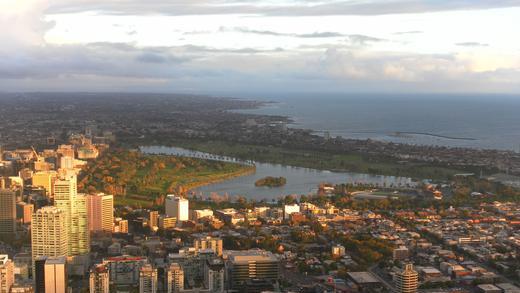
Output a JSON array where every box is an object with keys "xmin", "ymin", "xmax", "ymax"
[{"xmin": 236, "ymin": 93, "xmax": 520, "ymax": 151}]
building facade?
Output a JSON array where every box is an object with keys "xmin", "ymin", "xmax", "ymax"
[
  {"xmin": 31, "ymin": 207, "xmax": 69, "ymax": 263},
  {"xmin": 44, "ymin": 257, "xmax": 68, "ymax": 293},
  {"xmin": 139, "ymin": 264, "xmax": 157, "ymax": 293},
  {"xmin": 0, "ymin": 255, "xmax": 14, "ymax": 293},
  {"xmin": 166, "ymin": 263, "xmax": 184, "ymax": 293},
  {"xmin": 54, "ymin": 175, "xmax": 90, "ymax": 255},
  {"xmin": 165, "ymin": 195, "xmax": 189, "ymax": 222},
  {"xmin": 86, "ymin": 193, "xmax": 114, "ymax": 233},
  {"xmin": 89, "ymin": 264, "xmax": 110, "ymax": 293},
  {"xmin": 0, "ymin": 189, "xmax": 16, "ymax": 234},
  {"xmin": 395, "ymin": 263, "xmax": 419, "ymax": 293}
]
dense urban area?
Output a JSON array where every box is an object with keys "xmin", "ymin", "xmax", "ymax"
[{"xmin": 0, "ymin": 93, "xmax": 519, "ymax": 293}]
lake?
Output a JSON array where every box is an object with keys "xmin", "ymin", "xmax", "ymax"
[{"xmin": 141, "ymin": 146, "xmax": 416, "ymax": 201}]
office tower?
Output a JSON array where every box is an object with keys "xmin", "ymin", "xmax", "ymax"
[
  {"xmin": 31, "ymin": 171, "xmax": 57, "ymax": 198},
  {"xmin": 54, "ymin": 175, "xmax": 90, "ymax": 255},
  {"xmin": 0, "ymin": 255, "xmax": 14, "ymax": 293},
  {"xmin": 89, "ymin": 264, "xmax": 110, "ymax": 293},
  {"xmin": 194, "ymin": 236, "xmax": 223, "ymax": 256},
  {"xmin": 44, "ymin": 256, "xmax": 67, "ymax": 293},
  {"xmin": 31, "ymin": 207, "xmax": 68, "ymax": 263},
  {"xmin": 86, "ymin": 194, "xmax": 114, "ymax": 233},
  {"xmin": 395, "ymin": 263, "xmax": 419, "ymax": 293},
  {"xmin": 205, "ymin": 259, "xmax": 224, "ymax": 293},
  {"xmin": 34, "ymin": 256, "xmax": 47, "ymax": 293},
  {"xmin": 139, "ymin": 264, "xmax": 157, "ymax": 293},
  {"xmin": 0, "ymin": 189, "xmax": 16, "ymax": 234},
  {"xmin": 165, "ymin": 195, "xmax": 189, "ymax": 221},
  {"xmin": 148, "ymin": 211, "xmax": 158, "ymax": 230},
  {"xmin": 16, "ymin": 202, "xmax": 34, "ymax": 224},
  {"xmin": 166, "ymin": 263, "xmax": 184, "ymax": 293},
  {"xmin": 226, "ymin": 250, "xmax": 279, "ymax": 290}
]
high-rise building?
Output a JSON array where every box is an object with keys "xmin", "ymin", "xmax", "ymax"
[
  {"xmin": 0, "ymin": 255, "xmax": 14, "ymax": 293},
  {"xmin": 166, "ymin": 263, "xmax": 184, "ymax": 293},
  {"xmin": 44, "ymin": 256, "xmax": 68, "ymax": 293},
  {"xmin": 205, "ymin": 259, "xmax": 224, "ymax": 293},
  {"xmin": 86, "ymin": 194, "xmax": 114, "ymax": 233},
  {"xmin": 139, "ymin": 264, "xmax": 157, "ymax": 293},
  {"xmin": 16, "ymin": 202, "xmax": 34, "ymax": 224},
  {"xmin": 89, "ymin": 264, "xmax": 110, "ymax": 293},
  {"xmin": 0, "ymin": 189, "xmax": 16, "ymax": 234},
  {"xmin": 395, "ymin": 263, "xmax": 418, "ymax": 293},
  {"xmin": 54, "ymin": 175, "xmax": 90, "ymax": 255},
  {"xmin": 148, "ymin": 211, "xmax": 158, "ymax": 230},
  {"xmin": 31, "ymin": 207, "xmax": 68, "ymax": 263},
  {"xmin": 226, "ymin": 250, "xmax": 279, "ymax": 290},
  {"xmin": 194, "ymin": 236, "xmax": 223, "ymax": 256},
  {"xmin": 31, "ymin": 171, "xmax": 57, "ymax": 198},
  {"xmin": 165, "ymin": 195, "xmax": 189, "ymax": 222},
  {"xmin": 34, "ymin": 256, "xmax": 47, "ymax": 293}
]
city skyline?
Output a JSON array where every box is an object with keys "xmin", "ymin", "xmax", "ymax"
[{"xmin": 1, "ymin": 0, "xmax": 520, "ymax": 94}]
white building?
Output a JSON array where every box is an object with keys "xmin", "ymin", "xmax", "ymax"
[
  {"xmin": 165, "ymin": 195, "xmax": 189, "ymax": 222},
  {"xmin": 192, "ymin": 209, "xmax": 213, "ymax": 220},
  {"xmin": 0, "ymin": 255, "xmax": 14, "ymax": 293},
  {"xmin": 31, "ymin": 207, "xmax": 69, "ymax": 263},
  {"xmin": 283, "ymin": 204, "xmax": 300, "ymax": 220}
]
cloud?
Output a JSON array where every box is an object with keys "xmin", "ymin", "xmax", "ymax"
[
  {"xmin": 456, "ymin": 42, "xmax": 489, "ymax": 47},
  {"xmin": 394, "ymin": 31, "xmax": 423, "ymax": 35},
  {"xmin": 46, "ymin": 0, "xmax": 520, "ymax": 16},
  {"xmin": 221, "ymin": 27, "xmax": 347, "ymax": 38}
]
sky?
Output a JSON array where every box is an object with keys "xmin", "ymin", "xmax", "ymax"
[{"xmin": 1, "ymin": 0, "xmax": 520, "ymax": 94}]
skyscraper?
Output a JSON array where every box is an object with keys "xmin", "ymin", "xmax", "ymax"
[
  {"xmin": 44, "ymin": 256, "xmax": 68, "ymax": 293},
  {"xmin": 395, "ymin": 263, "xmax": 418, "ymax": 293},
  {"xmin": 165, "ymin": 195, "xmax": 189, "ymax": 222},
  {"xmin": 31, "ymin": 207, "xmax": 68, "ymax": 263},
  {"xmin": 166, "ymin": 263, "xmax": 184, "ymax": 293},
  {"xmin": 86, "ymin": 193, "xmax": 114, "ymax": 233},
  {"xmin": 0, "ymin": 189, "xmax": 16, "ymax": 235},
  {"xmin": 139, "ymin": 264, "xmax": 157, "ymax": 293},
  {"xmin": 54, "ymin": 175, "xmax": 90, "ymax": 255},
  {"xmin": 0, "ymin": 255, "xmax": 14, "ymax": 293},
  {"xmin": 89, "ymin": 264, "xmax": 110, "ymax": 293}
]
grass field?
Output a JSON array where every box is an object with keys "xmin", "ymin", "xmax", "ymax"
[
  {"xmin": 79, "ymin": 148, "xmax": 255, "ymax": 207},
  {"xmin": 162, "ymin": 139, "xmax": 466, "ymax": 181}
]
